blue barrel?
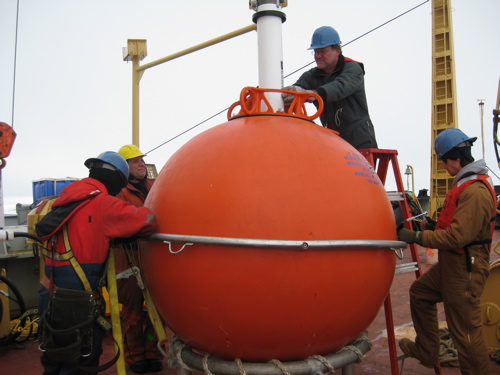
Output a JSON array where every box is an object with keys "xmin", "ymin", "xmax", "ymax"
[{"xmin": 32, "ymin": 178, "xmax": 78, "ymax": 202}]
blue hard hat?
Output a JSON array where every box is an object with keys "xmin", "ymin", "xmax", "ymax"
[
  {"xmin": 308, "ymin": 26, "xmax": 342, "ymax": 50},
  {"xmin": 434, "ymin": 129, "xmax": 477, "ymax": 159},
  {"xmin": 85, "ymin": 151, "xmax": 130, "ymax": 182}
]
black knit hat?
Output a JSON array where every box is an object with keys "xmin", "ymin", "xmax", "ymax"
[{"xmin": 441, "ymin": 146, "xmax": 472, "ymax": 161}]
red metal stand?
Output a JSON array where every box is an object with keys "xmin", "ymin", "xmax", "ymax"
[{"xmin": 360, "ymin": 148, "xmax": 442, "ymax": 375}]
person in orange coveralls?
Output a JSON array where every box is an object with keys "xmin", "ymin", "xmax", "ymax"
[{"xmin": 114, "ymin": 144, "xmax": 162, "ymax": 374}]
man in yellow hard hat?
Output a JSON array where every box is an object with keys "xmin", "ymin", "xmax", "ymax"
[
  {"xmin": 117, "ymin": 145, "xmax": 154, "ymax": 207},
  {"xmin": 114, "ymin": 144, "xmax": 162, "ymax": 373}
]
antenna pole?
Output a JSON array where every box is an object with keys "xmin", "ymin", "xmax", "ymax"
[{"xmin": 478, "ymin": 99, "xmax": 485, "ymax": 159}]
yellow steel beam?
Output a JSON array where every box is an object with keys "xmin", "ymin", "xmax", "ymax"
[
  {"xmin": 429, "ymin": 0, "xmax": 458, "ymax": 219},
  {"xmin": 137, "ymin": 24, "xmax": 257, "ymax": 72}
]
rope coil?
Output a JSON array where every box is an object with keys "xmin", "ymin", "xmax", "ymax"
[
  {"xmin": 268, "ymin": 359, "xmax": 291, "ymax": 375},
  {"xmin": 438, "ymin": 328, "xmax": 459, "ymax": 367},
  {"xmin": 308, "ymin": 354, "xmax": 336, "ymax": 373},
  {"xmin": 203, "ymin": 354, "xmax": 216, "ymax": 375},
  {"xmin": 235, "ymin": 358, "xmax": 247, "ymax": 375},
  {"xmin": 338, "ymin": 345, "xmax": 364, "ymax": 363},
  {"xmin": 174, "ymin": 341, "xmax": 197, "ymax": 372}
]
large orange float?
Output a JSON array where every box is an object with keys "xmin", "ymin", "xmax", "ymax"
[{"xmin": 141, "ymin": 88, "xmax": 398, "ymax": 361}]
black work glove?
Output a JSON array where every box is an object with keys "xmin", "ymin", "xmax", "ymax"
[
  {"xmin": 421, "ymin": 216, "xmax": 437, "ymax": 231},
  {"xmin": 397, "ymin": 228, "xmax": 423, "ymax": 245}
]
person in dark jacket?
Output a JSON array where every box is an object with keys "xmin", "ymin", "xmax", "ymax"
[
  {"xmin": 282, "ymin": 26, "xmax": 377, "ymax": 150},
  {"xmin": 114, "ymin": 144, "xmax": 163, "ymax": 374},
  {"xmin": 397, "ymin": 129, "xmax": 495, "ymax": 374},
  {"xmin": 37, "ymin": 151, "xmax": 157, "ymax": 375}
]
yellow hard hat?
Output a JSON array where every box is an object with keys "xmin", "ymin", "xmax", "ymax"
[{"xmin": 118, "ymin": 144, "xmax": 146, "ymax": 160}]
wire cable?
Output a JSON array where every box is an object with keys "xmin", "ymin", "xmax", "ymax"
[
  {"xmin": 10, "ymin": 0, "xmax": 20, "ymax": 127},
  {"xmin": 487, "ymin": 165, "xmax": 500, "ymax": 180},
  {"xmin": 284, "ymin": 0, "xmax": 430, "ymax": 80},
  {"xmin": 146, "ymin": 0, "xmax": 430, "ymax": 155},
  {"xmin": 147, "ymin": 107, "xmax": 227, "ymax": 154}
]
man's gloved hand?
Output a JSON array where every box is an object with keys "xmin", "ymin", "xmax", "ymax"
[
  {"xmin": 419, "ymin": 216, "xmax": 437, "ymax": 231},
  {"xmin": 397, "ymin": 228, "xmax": 423, "ymax": 245},
  {"xmin": 282, "ymin": 85, "xmax": 317, "ymax": 103}
]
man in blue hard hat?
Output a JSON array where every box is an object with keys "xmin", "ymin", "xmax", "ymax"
[
  {"xmin": 36, "ymin": 151, "xmax": 158, "ymax": 375},
  {"xmin": 282, "ymin": 26, "xmax": 377, "ymax": 150},
  {"xmin": 397, "ymin": 129, "xmax": 495, "ymax": 374}
]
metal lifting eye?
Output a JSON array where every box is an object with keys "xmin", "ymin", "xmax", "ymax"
[
  {"xmin": 164, "ymin": 241, "xmax": 193, "ymax": 254},
  {"xmin": 392, "ymin": 248, "xmax": 404, "ymax": 260}
]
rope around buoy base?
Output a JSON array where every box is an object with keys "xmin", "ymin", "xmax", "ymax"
[{"xmin": 168, "ymin": 333, "xmax": 371, "ymax": 375}]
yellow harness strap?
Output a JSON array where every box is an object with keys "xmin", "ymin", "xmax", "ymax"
[
  {"xmin": 118, "ymin": 244, "xmax": 168, "ymax": 347},
  {"xmin": 106, "ymin": 250, "xmax": 126, "ymax": 375},
  {"xmin": 144, "ymin": 286, "xmax": 168, "ymax": 345},
  {"xmin": 41, "ymin": 224, "xmax": 92, "ymax": 292}
]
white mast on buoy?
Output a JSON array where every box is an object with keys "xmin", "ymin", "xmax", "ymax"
[{"xmin": 250, "ymin": 0, "xmax": 287, "ymax": 112}]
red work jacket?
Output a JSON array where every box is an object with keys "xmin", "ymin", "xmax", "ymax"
[{"xmin": 38, "ymin": 178, "xmax": 157, "ymax": 290}]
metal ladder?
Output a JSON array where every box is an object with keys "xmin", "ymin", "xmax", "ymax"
[{"xmin": 359, "ymin": 148, "xmax": 442, "ymax": 375}]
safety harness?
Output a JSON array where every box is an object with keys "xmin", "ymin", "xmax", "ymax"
[
  {"xmin": 36, "ymin": 194, "xmax": 119, "ymax": 371},
  {"xmin": 436, "ymin": 174, "xmax": 497, "ymax": 272},
  {"xmin": 116, "ymin": 243, "xmax": 169, "ymax": 355}
]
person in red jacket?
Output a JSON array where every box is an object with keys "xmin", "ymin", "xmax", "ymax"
[
  {"xmin": 114, "ymin": 144, "xmax": 163, "ymax": 374},
  {"xmin": 37, "ymin": 151, "xmax": 157, "ymax": 375}
]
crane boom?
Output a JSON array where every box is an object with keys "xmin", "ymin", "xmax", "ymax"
[{"xmin": 429, "ymin": 0, "xmax": 458, "ymax": 219}]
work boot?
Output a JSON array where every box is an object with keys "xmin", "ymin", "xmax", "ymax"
[
  {"xmin": 130, "ymin": 360, "xmax": 148, "ymax": 374},
  {"xmin": 399, "ymin": 338, "xmax": 436, "ymax": 368},
  {"xmin": 147, "ymin": 358, "xmax": 163, "ymax": 372}
]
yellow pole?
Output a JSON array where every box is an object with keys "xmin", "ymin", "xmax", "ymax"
[
  {"xmin": 132, "ymin": 56, "xmax": 144, "ymax": 147},
  {"xmin": 478, "ymin": 100, "xmax": 485, "ymax": 160},
  {"xmin": 106, "ymin": 251, "xmax": 126, "ymax": 375}
]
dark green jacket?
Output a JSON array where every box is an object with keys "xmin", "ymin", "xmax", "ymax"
[{"xmin": 294, "ymin": 54, "xmax": 377, "ymax": 149}]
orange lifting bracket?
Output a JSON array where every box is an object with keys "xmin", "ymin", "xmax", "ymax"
[{"xmin": 227, "ymin": 87, "xmax": 324, "ymax": 121}]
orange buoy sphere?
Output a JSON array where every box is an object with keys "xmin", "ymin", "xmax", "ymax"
[{"xmin": 142, "ymin": 113, "xmax": 396, "ymax": 361}]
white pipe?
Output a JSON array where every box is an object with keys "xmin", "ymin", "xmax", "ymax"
[{"xmin": 255, "ymin": 3, "xmax": 285, "ymax": 112}]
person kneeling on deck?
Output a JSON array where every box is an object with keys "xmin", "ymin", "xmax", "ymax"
[
  {"xmin": 37, "ymin": 151, "xmax": 157, "ymax": 375},
  {"xmin": 397, "ymin": 128, "xmax": 495, "ymax": 374}
]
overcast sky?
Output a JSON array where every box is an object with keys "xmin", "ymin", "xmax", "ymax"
[{"xmin": 1, "ymin": 0, "xmax": 499, "ymax": 213}]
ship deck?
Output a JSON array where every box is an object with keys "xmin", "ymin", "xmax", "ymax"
[{"xmin": 2, "ymin": 233, "xmax": 500, "ymax": 375}]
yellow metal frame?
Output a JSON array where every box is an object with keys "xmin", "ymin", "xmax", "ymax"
[
  {"xmin": 123, "ymin": 24, "xmax": 257, "ymax": 147},
  {"xmin": 429, "ymin": 0, "xmax": 458, "ymax": 219}
]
